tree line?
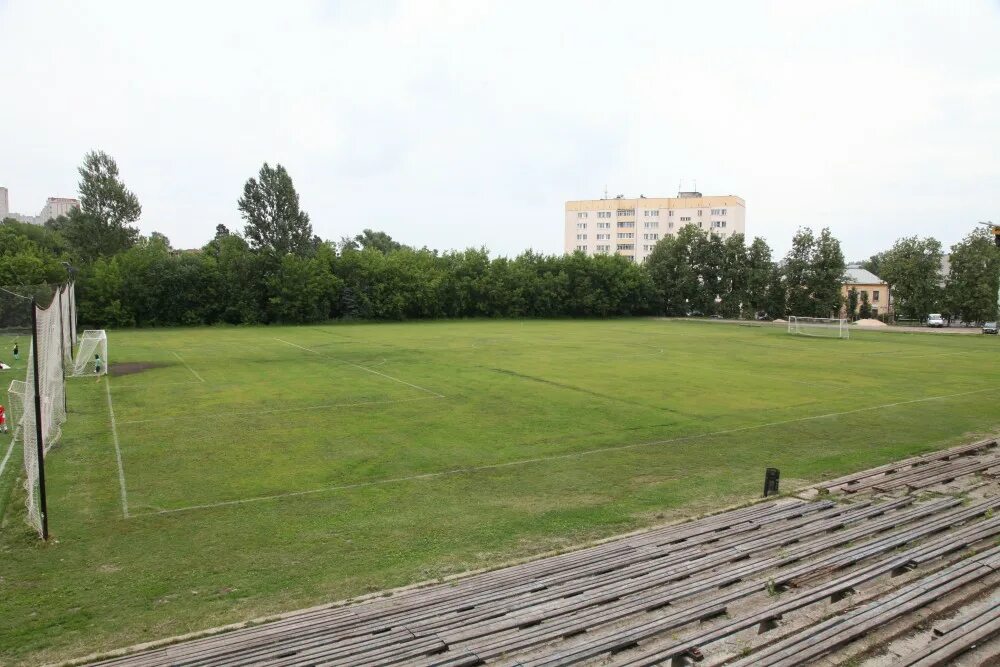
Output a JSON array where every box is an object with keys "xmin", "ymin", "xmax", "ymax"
[{"xmin": 2, "ymin": 151, "xmax": 996, "ymax": 327}]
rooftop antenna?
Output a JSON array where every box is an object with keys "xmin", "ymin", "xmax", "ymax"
[{"xmin": 603, "ymin": 185, "xmax": 608, "ymax": 200}]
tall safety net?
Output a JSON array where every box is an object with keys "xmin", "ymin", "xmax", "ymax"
[{"xmin": 6, "ymin": 282, "xmax": 76, "ymax": 537}]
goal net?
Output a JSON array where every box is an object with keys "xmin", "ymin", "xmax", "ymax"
[
  {"xmin": 72, "ymin": 330, "xmax": 108, "ymax": 377},
  {"xmin": 787, "ymin": 316, "xmax": 850, "ymax": 339}
]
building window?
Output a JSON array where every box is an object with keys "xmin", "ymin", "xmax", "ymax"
[
  {"xmin": 668, "ymin": 222, "xmax": 674, "ymax": 229},
  {"xmin": 597, "ymin": 222, "xmax": 610, "ymax": 229},
  {"xmin": 576, "ymin": 234, "xmax": 587, "ymax": 240},
  {"xmin": 680, "ymin": 216, "xmax": 691, "ymax": 222},
  {"xmin": 618, "ymin": 221, "xmax": 635, "ymax": 228},
  {"xmin": 617, "ymin": 243, "xmax": 634, "ymax": 251},
  {"xmin": 644, "ymin": 221, "xmax": 659, "ymax": 229},
  {"xmin": 577, "ymin": 212, "xmax": 588, "ymax": 219},
  {"xmin": 596, "ymin": 244, "xmax": 611, "ymax": 253},
  {"xmin": 617, "ymin": 232, "xmax": 634, "ymax": 239},
  {"xmin": 698, "ymin": 210, "xmax": 702, "ymax": 216},
  {"xmin": 596, "ymin": 233, "xmax": 610, "ymax": 240},
  {"xmin": 668, "ymin": 210, "xmax": 674, "ymax": 217},
  {"xmin": 576, "ymin": 222, "xmax": 587, "ymax": 229},
  {"xmin": 873, "ymin": 290, "xmax": 880, "ymax": 302},
  {"xmin": 710, "ymin": 208, "xmax": 728, "ymax": 215},
  {"xmin": 643, "ymin": 210, "xmax": 659, "ymax": 217},
  {"xmin": 616, "ymin": 209, "xmax": 635, "ymax": 216},
  {"xmin": 575, "ymin": 245, "xmax": 587, "ymax": 251},
  {"xmin": 597, "ymin": 211, "xmax": 612, "ymax": 219}
]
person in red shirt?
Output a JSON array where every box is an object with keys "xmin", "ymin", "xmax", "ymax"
[{"xmin": 0, "ymin": 404, "xmax": 7, "ymax": 434}]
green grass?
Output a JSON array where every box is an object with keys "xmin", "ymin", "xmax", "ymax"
[{"xmin": 1, "ymin": 319, "xmax": 999, "ymax": 665}]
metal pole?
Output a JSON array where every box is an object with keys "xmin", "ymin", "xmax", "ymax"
[
  {"xmin": 30, "ymin": 298, "xmax": 49, "ymax": 540},
  {"xmin": 58, "ymin": 288, "xmax": 67, "ymax": 413}
]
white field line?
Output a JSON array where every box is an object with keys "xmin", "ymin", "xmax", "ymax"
[
  {"xmin": 111, "ymin": 380, "xmax": 205, "ymax": 389},
  {"xmin": 171, "ymin": 351, "xmax": 205, "ymax": 382},
  {"xmin": 119, "ymin": 395, "xmax": 440, "ymax": 425},
  {"xmin": 274, "ymin": 338, "xmax": 444, "ymax": 398},
  {"xmin": 0, "ymin": 435, "xmax": 16, "ymax": 480},
  {"xmin": 104, "ymin": 377, "xmax": 130, "ymax": 518},
  {"xmin": 128, "ymin": 384, "xmax": 999, "ymax": 519}
]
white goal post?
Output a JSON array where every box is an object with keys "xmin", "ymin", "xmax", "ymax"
[
  {"xmin": 787, "ymin": 316, "xmax": 850, "ymax": 339},
  {"xmin": 72, "ymin": 330, "xmax": 109, "ymax": 376}
]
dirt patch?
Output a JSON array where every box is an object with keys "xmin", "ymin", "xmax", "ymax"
[{"xmin": 110, "ymin": 362, "xmax": 166, "ymax": 376}]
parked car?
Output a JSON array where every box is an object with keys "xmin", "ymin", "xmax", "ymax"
[
  {"xmin": 926, "ymin": 314, "xmax": 945, "ymax": 328},
  {"xmin": 984, "ymin": 321, "xmax": 998, "ymax": 335}
]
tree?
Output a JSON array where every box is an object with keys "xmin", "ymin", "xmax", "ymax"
[
  {"xmin": 78, "ymin": 150, "xmax": 142, "ymax": 228},
  {"xmin": 349, "ymin": 229, "xmax": 405, "ymax": 254},
  {"xmin": 945, "ymin": 228, "xmax": 1000, "ymax": 324},
  {"xmin": 646, "ymin": 227, "xmax": 701, "ymax": 315},
  {"xmin": 808, "ymin": 228, "xmax": 846, "ymax": 317},
  {"xmin": 876, "ymin": 236, "xmax": 943, "ymax": 320},
  {"xmin": 238, "ymin": 163, "xmax": 314, "ymax": 256},
  {"xmin": 718, "ymin": 233, "xmax": 749, "ymax": 318},
  {"xmin": 783, "ymin": 227, "xmax": 845, "ymax": 317},
  {"xmin": 763, "ymin": 263, "xmax": 786, "ymax": 318},
  {"xmin": 783, "ymin": 228, "xmax": 815, "ymax": 316},
  {"xmin": 745, "ymin": 237, "xmax": 773, "ymax": 316},
  {"xmin": 847, "ymin": 287, "xmax": 859, "ymax": 320},
  {"xmin": 53, "ymin": 150, "xmax": 144, "ymax": 262},
  {"xmin": 858, "ymin": 290, "xmax": 872, "ymax": 319}
]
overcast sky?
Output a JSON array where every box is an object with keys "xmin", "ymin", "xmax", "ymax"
[{"xmin": 1, "ymin": 1, "xmax": 998, "ymax": 259}]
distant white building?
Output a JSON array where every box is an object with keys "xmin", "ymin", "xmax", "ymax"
[
  {"xmin": 0, "ymin": 187, "xmax": 79, "ymax": 224},
  {"xmin": 38, "ymin": 197, "xmax": 79, "ymax": 222},
  {"xmin": 565, "ymin": 190, "xmax": 746, "ymax": 263}
]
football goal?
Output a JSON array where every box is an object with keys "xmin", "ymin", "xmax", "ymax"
[
  {"xmin": 72, "ymin": 330, "xmax": 108, "ymax": 376},
  {"xmin": 787, "ymin": 316, "xmax": 850, "ymax": 339}
]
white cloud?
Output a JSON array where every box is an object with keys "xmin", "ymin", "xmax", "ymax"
[{"xmin": 1, "ymin": 0, "xmax": 998, "ymax": 259}]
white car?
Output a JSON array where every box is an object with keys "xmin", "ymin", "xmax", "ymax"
[{"xmin": 927, "ymin": 314, "xmax": 945, "ymax": 328}]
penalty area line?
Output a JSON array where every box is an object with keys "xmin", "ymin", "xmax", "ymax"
[
  {"xmin": 119, "ymin": 395, "xmax": 441, "ymax": 425},
  {"xmin": 127, "ymin": 384, "xmax": 999, "ymax": 520},
  {"xmin": 104, "ymin": 377, "xmax": 130, "ymax": 519},
  {"xmin": 171, "ymin": 351, "xmax": 206, "ymax": 382},
  {"xmin": 275, "ymin": 338, "xmax": 444, "ymax": 398}
]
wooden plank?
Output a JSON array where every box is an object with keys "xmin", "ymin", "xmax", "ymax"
[
  {"xmin": 898, "ymin": 604, "xmax": 1000, "ymax": 667},
  {"xmin": 815, "ymin": 438, "xmax": 997, "ymax": 492}
]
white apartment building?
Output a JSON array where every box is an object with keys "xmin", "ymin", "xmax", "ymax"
[
  {"xmin": 0, "ymin": 187, "xmax": 79, "ymax": 224},
  {"xmin": 564, "ymin": 191, "xmax": 746, "ymax": 263},
  {"xmin": 38, "ymin": 197, "xmax": 79, "ymax": 222}
]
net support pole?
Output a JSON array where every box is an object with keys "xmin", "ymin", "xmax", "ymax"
[
  {"xmin": 58, "ymin": 288, "xmax": 67, "ymax": 413},
  {"xmin": 30, "ymin": 297, "xmax": 50, "ymax": 541}
]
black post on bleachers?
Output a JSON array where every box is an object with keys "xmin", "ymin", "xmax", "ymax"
[{"xmin": 763, "ymin": 467, "xmax": 780, "ymax": 497}]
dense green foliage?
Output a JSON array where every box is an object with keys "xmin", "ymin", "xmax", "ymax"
[
  {"xmin": 2, "ymin": 320, "xmax": 999, "ymax": 665},
  {"xmin": 6, "ymin": 150, "xmax": 994, "ymax": 328},
  {"xmin": 945, "ymin": 228, "xmax": 1000, "ymax": 323},
  {"xmin": 871, "ymin": 236, "xmax": 944, "ymax": 320}
]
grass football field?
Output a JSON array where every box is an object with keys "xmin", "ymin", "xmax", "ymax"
[{"xmin": 1, "ymin": 318, "xmax": 999, "ymax": 665}]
